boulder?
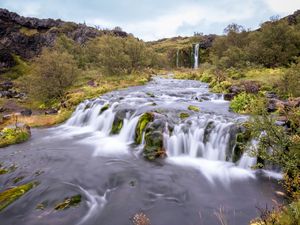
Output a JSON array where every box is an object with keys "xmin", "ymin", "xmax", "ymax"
[
  {"xmin": 21, "ymin": 108, "xmax": 32, "ymax": 116},
  {"xmin": 45, "ymin": 108, "xmax": 58, "ymax": 115}
]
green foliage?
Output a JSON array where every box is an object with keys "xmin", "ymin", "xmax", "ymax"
[
  {"xmin": 211, "ymin": 19, "xmax": 300, "ymax": 68},
  {"xmin": 85, "ymin": 35, "xmax": 164, "ymax": 75},
  {"xmin": 278, "ymin": 60, "xmax": 300, "ymax": 98},
  {"xmin": 0, "ymin": 127, "xmax": 30, "ymax": 148},
  {"xmin": 230, "ymin": 93, "xmax": 262, "ymax": 114},
  {"xmin": 3, "ymin": 55, "xmax": 30, "ymax": 79},
  {"xmin": 0, "ymin": 182, "xmax": 38, "ymax": 212},
  {"xmin": 249, "ymin": 107, "xmax": 300, "ymax": 199},
  {"xmin": 211, "ymin": 80, "xmax": 232, "ymax": 93},
  {"xmin": 24, "ymin": 49, "xmax": 79, "ymax": 104}
]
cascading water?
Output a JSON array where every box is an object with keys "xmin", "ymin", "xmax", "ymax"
[
  {"xmin": 0, "ymin": 76, "xmax": 284, "ymax": 225},
  {"xmin": 194, "ymin": 43, "xmax": 200, "ymax": 69}
]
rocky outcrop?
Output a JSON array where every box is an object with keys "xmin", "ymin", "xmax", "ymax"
[{"xmin": 0, "ymin": 8, "xmax": 127, "ymax": 72}]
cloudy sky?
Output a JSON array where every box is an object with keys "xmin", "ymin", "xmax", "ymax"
[{"xmin": 1, "ymin": 0, "xmax": 300, "ymax": 40}]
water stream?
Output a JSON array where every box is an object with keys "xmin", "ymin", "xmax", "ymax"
[{"xmin": 0, "ymin": 77, "xmax": 283, "ymax": 225}]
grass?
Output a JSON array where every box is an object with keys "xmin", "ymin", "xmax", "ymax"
[{"xmin": 19, "ymin": 27, "xmax": 38, "ymax": 36}]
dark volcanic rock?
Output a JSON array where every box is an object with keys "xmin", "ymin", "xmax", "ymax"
[{"xmin": 0, "ymin": 8, "xmax": 127, "ymax": 72}]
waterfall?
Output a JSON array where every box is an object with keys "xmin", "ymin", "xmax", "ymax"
[
  {"xmin": 194, "ymin": 43, "xmax": 200, "ymax": 69},
  {"xmin": 176, "ymin": 49, "xmax": 179, "ymax": 68}
]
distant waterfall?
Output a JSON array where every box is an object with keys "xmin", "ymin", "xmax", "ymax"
[{"xmin": 194, "ymin": 43, "xmax": 200, "ymax": 69}]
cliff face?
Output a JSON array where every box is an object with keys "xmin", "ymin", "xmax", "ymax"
[{"xmin": 0, "ymin": 8, "xmax": 127, "ymax": 72}]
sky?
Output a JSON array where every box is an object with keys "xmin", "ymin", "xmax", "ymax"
[{"xmin": 1, "ymin": 0, "xmax": 300, "ymax": 41}]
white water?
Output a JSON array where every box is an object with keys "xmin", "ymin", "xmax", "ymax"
[
  {"xmin": 58, "ymin": 78, "xmax": 281, "ymax": 184},
  {"xmin": 176, "ymin": 49, "xmax": 179, "ymax": 68},
  {"xmin": 194, "ymin": 43, "xmax": 200, "ymax": 69}
]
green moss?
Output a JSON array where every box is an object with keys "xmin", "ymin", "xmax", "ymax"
[
  {"xmin": 13, "ymin": 176, "xmax": 25, "ymax": 184},
  {"xmin": 179, "ymin": 112, "xmax": 190, "ymax": 119},
  {"xmin": 188, "ymin": 105, "xmax": 200, "ymax": 112},
  {"xmin": 2, "ymin": 55, "xmax": 30, "ymax": 79},
  {"xmin": 0, "ymin": 127, "xmax": 30, "ymax": 148},
  {"xmin": 211, "ymin": 81, "xmax": 232, "ymax": 93},
  {"xmin": 111, "ymin": 118, "xmax": 123, "ymax": 135},
  {"xmin": 143, "ymin": 131, "xmax": 166, "ymax": 161},
  {"xmin": 19, "ymin": 27, "xmax": 38, "ymax": 36},
  {"xmin": 99, "ymin": 104, "xmax": 110, "ymax": 114},
  {"xmin": 0, "ymin": 182, "xmax": 38, "ymax": 212},
  {"xmin": 54, "ymin": 195, "xmax": 81, "ymax": 210},
  {"xmin": 135, "ymin": 113, "xmax": 154, "ymax": 144},
  {"xmin": 0, "ymin": 168, "xmax": 8, "ymax": 175}
]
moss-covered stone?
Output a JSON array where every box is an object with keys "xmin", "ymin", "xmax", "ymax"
[
  {"xmin": 99, "ymin": 104, "xmax": 110, "ymax": 114},
  {"xmin": 188, "ymin": 105, "xmax": 200, "ymax": 112},
  {"xmin": 0, "ymin": 182, "xmax": 38, "ymax": 212},
  {"xmin": 0, "ymin": 125, "xmax": 31, "ymax": 148},
  {"xmin": 13, "ymin": 176, "xmax": 25, "ymax": 184},
  {"xmin": 111, "ymin": 118, "xmax": 123, "ymax": 135},
  {"xmin": 179, "ymin": 112, "xmax": 190, "ymax": 119},
  {"xmin": 232, "ymin": 125, "xmax": 252, "ymax": 163},
  {"xmin": 54, "ymin": 195, "xmax": 81, "ymax": 210},
  {"xmin": 135, "ymin": 113, "xmax": 154, "ymax": 144},
  {"xmin": 0, "ymin": 168, "xmax": 8, "ymax": 175},
  {"xmin": 143, "ymin": 131, "xmax": 166, "ymax": 161}
]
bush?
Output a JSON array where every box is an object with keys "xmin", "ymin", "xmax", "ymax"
[
  {"xmin": 278, "ymin": 61, "xmax": 300, "ymax": 98},
  {"xmin": 24, "ymin": 49, "xmax": 79, "ymax": 104},
  {"xmin": 230, "ymin": 93, "xmax": 266, "ymax": 114}
]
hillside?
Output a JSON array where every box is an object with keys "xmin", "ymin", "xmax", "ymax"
[{"xmin": 0, "ymin": 8, "xmax": 127, "ymax": 73}]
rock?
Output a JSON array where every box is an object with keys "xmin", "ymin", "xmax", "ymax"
[
  {"xmin": 87, "ymin": 80, "xmax": 96, "ymax": 87},
  {"xmin": 229, "ymin": 85, "xmax": 242, "ymax": 95},
  {"xmin": 0, "ymin": 81, "xmax": 13, "ymax": 91},
  {"xmin": 21, "ymin": 108, "xmax": 32, "ymax": 116},
  {"xmin": 224, "ymin": 93, "xmax": 235, "ymax": 101},
  {"xmin": 0, "ymin": 8, "xmax": 128, "ymax": 72},
  {"xmin": 135, "ymin": 112, "xmax": 154, "ymax": 144},
  {"xmin": 240, "ymin": 81, "xmax": 260, "ymax": 94},
  {"xmin": 266, "ymin": 92, "xmax": 278, "ymax": 99},
  {"xmin": 45, "ymin": 108, "xmax": 58, "ymax": 115}
]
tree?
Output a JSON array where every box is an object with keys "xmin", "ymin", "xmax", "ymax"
[{"xmin": 26, "ymin": 49, "xmax": 78, "ymax": 103}]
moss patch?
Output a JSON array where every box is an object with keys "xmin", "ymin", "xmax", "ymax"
[
  {"xmin": 188, "ymin": 105, "xmax": 200, "ymax": 112},
  {"xmin": 111, "ymin": 118, "xmax": 123, "ymax": 135},
  {"xmin": 179, "ymin": 112, "xmax": 190, "ymax": 119},
  {"xmin": 99, "ymin": 104, "xmax": 110, "ymax": 114},
  {"xmin": 54, "ymin": 195, "xmax": 81, "ymax": 210},
  {"xmin": 0, "ymin": 182, "xmax": 38, "ymax": 212},
  {"xmin": 135, "ymin": 113, "xmax": 154, "ymax": 144},
  {"xmin": 0, "ymin": 127, "xmax": 30, "ymax": 148}
]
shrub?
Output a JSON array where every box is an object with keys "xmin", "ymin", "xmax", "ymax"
[
  {"xmin": 24, "ymin": 49, "xmax": 79, "ymax": 104},
  {"xmin": 278, "ymin": 61, "xmax": 300, "ymax": 98}
]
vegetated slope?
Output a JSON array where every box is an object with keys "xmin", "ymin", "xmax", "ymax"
[{"xmin": 0, "ymin": 8, "xmax": 127, "ymax": 73}]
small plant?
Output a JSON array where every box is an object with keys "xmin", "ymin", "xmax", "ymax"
[{"xmin": 132, "ymin": 212, "xmax": 151, "ymax": 225}]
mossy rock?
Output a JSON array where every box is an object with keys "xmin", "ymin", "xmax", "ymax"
[
  {"xmin": 188, "ymin": 105, "xmax": 200, "ymax": 112},
  {"xmin": 0, "ymin": 168, "xmax": 8, "ymax": 175},
  {"xmin": 143, "ymin": 131, "xmax": 166, "ymax": 161},
  {"xmin": 135, "ymin": 113, "xmax": 154, "ymax": 144},
  {"xmin": 0, "ymin": 182, "xmax": 38, "ymax": 212},
  {"xmin": 99, "ymin": 104, "xmax": 110, "ymax": 114},
  {"xmin": 111, "ymin": 118, "xmax": 123, "ymax": 135},
  {"xmin": 179, "ymin": 112, "xmax": 190, "ymax": 119},
  {"xmin": 203, "ymin": 121, "xmax": 215, "ymax": 143},
  {"xmin": 54, "ymin": 195, "xmax": 81, "ymax": 210},
  {"xmin": 0, "ymin": 126, "xmax": 31, "ymax": 148},
  {"xmin": 232, "ymin": 125, "xmax": 252, "ymax": 163}
]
